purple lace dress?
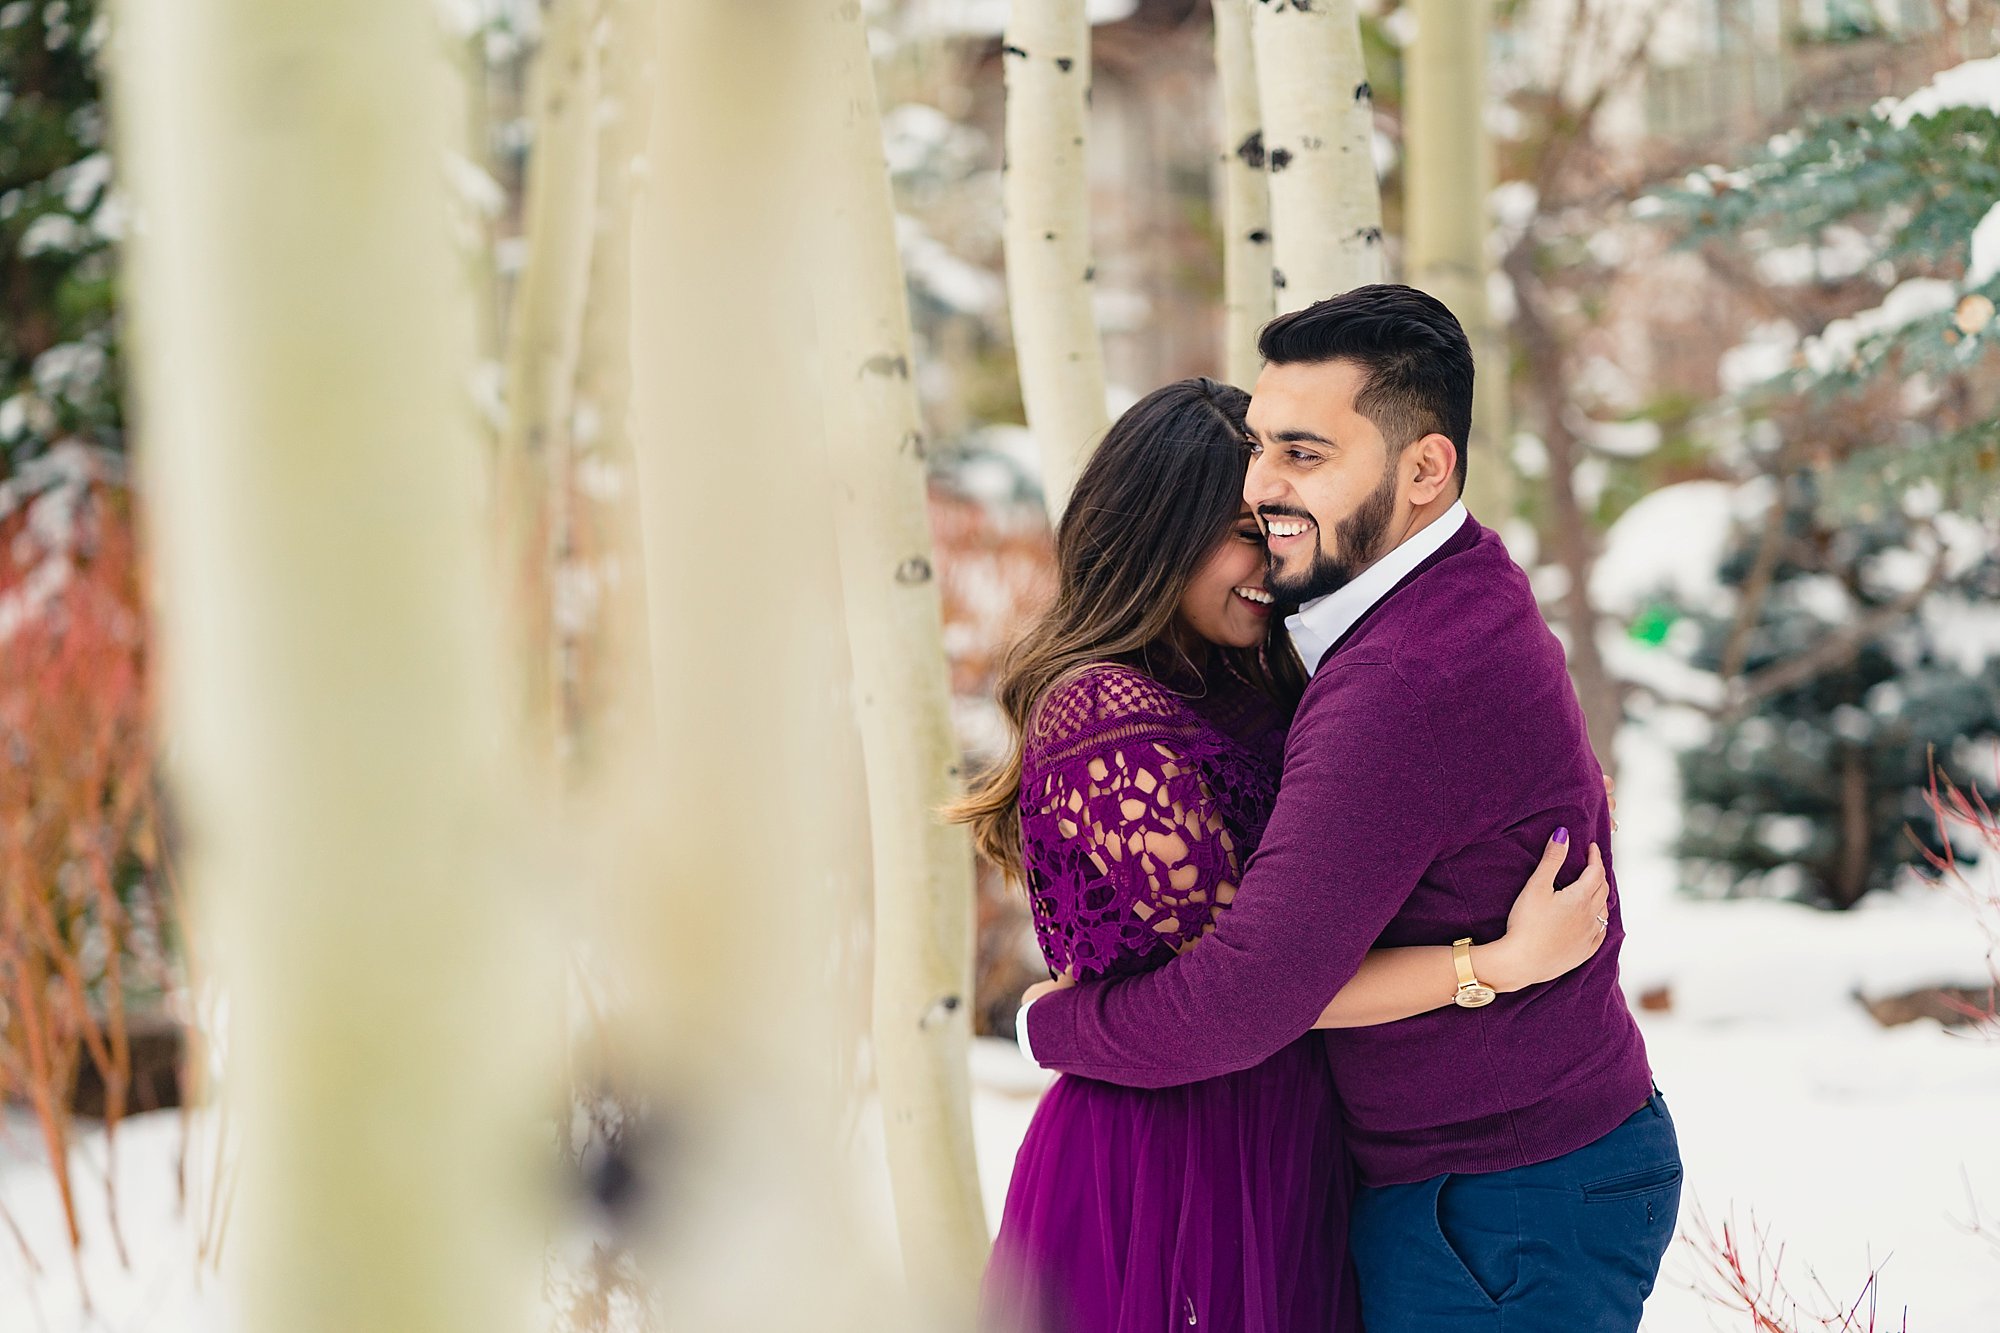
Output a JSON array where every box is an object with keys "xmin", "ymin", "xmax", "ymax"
[{"xmin": 983, "ymin": 664, "xmax": 1363, "ymax": 1333}]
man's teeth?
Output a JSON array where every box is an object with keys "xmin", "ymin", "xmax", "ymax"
[
  {"xmin": 1266, "ymin": 519, "xmax": 1312, "ymax": 538},
  {"xmin": 1234, "ymin": 586, "xmax": 1274, "ymax": 605}
]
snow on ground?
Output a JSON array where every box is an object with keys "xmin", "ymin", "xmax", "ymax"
[
  {"xmin": 1607, "ymin": 715, "xmax": 2000, "ymax": 1331},
  {"xmin": 0, "ymin": 1107, "xmax": 230, "ymax": 1333},
  {"xmin": 8, "ymin": 718, "xmax": 2000, "ymax": 1331}
]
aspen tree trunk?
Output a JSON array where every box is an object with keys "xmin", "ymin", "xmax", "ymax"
[
  {"xmin": 607, "ymin": 0, "xmax": 896, "ymax": 1326},
  {"xmin": 1002, "ymin": 0, "xmax": 1109, "ymax": 521},
  {"xmin": 109, "ymin": 6, "xmax": 547, "ymax": 1333},
  {"xmin": 567, "ymin": 0, "xmax": 656, "ymax": 771},
  {"xmin": 1252, "ymin": 0, "xmax": 1385, "ymax": 312},
  {"xmin": 499, "ymin": 0, "xmax": 603, "ymax": 771},
  {"xmin": 815, "ymin": 0, "xmax": 988, "ymax": 1316},
  {"xmin": 1406, "ymin": 0, "xmax": 1513, "ymax": 522},
  {"xmin": 1214, "ymin": 0, "xmax": 1273, "ymax": 387}
]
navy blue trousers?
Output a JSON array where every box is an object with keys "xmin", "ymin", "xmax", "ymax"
[{"xmin": 1348, "ymin": 1089, "xmax": 1682, "ymax": 1333}]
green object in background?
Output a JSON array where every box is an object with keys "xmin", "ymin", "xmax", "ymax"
[{"xmin": 1628, "ymin": 603, "xmax": 1675, "ymax": 647}]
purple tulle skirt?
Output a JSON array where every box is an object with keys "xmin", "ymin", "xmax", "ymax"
[{"xmin": 983, "ymin": 1034, "xmax": 1364, "ymax": 1333}]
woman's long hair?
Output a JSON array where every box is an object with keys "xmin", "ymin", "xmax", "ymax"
[{"xmin": 947, "ymin": 376, "xmax": 1307, "ymax": 881}]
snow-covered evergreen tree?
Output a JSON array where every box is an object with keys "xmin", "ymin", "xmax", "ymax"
[
  {"xmin": 0, "ymin": 0, "xmax": 118, "ymax": 469},
  {"xmin": 1650, "ymin": 56, "xmax": 2000, "ymax": 908},
  {"xmin": 1670, "ymin": 485, "xmax": 2000, "ymax": 907},
  {"xmin": 1664, "ymin": 57, "xmax": 2000, "ymax": 512}
]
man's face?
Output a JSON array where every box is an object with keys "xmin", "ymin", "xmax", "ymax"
[{"xmin": 1244, "ymin": 359, "xmax": 1404, "ymax": 604}]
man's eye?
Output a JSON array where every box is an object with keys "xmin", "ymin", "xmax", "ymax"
[
  {"xmin": 1288, "ymin": 449, "xmax": 1318, "ymax": 464},
  {"xmin": 1245, "ymin": 440, "xmax": 1263, "ymax": 456}
]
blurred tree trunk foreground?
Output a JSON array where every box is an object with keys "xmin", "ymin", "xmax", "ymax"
[{"xmin": 110, "ymin": 0, "xmax": 980, "ymax": 1325}]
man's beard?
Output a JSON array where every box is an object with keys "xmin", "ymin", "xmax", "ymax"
[{"xmin": 1266, "ymin": 462, "xmax": 1399, "ymax": 604}]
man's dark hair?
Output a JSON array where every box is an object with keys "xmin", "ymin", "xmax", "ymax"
[{"xmin": 1256, "ymin": 283, "xmax": 1474, "ymax": 495}]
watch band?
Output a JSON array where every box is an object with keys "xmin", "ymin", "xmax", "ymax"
[
  {"xmin": 1452, "ymin": 936, "xmax": 1497, "ymax": 1008},
  {"xmin": 1452, "ymin": 937, "xmax": 1479, "ymax": 989}
]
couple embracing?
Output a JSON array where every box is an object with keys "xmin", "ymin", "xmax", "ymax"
[{"xmin": 952, "ymin": 285, "xmax": 1682, "ymax": 1333}]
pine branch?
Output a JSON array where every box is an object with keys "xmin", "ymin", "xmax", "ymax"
[
  {"xmin": 1719, "ymin": 468, "xmax": 1794, "ymax": 680},
  {"xmin": 1720, "ymin": 544, "xmax": 1947, "ymax": 721},
  {"xmin": 1659, "ymin": 106, "xmax": 2000, "ymax": 266},
  {"xmin": 1824, "ymin": 414, "xmax": 2000, "ymax": 517}
]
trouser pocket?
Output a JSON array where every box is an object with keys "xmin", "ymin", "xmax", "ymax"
[
  {"xmin": 1582, "ymin": 1162, "xmax": 1683, "ymax": 1204},
  {"xmin": 1576, "ymin": 1097, "xmax": 1684, "ymax": 1307},
  {"xmin": 1433, "ymin": 1172, "xmax": 1518, "ymax": 1307},
  {"xmin": 1351, "ymin": 1176, "xmax": 1506, "ymax": 1333}
]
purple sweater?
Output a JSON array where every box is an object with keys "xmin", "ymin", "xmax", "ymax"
[{"xmin": 1024, "ymin": 515, "xmax": 1655, "ymax": 1187}]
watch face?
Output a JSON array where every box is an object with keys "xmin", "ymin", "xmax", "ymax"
[{"xmin": 1455, "ymin": 984, "xmax": 1497, "ymax": 1009}]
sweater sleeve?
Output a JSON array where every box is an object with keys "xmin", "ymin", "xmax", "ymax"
[
  {"xmin": 1021, "ymin": 667, "xmax": 1251, "ymax": 979},
  {"xmin": 1023, "ymin": 660, "xmax": 1450, "ymax": 1086}
]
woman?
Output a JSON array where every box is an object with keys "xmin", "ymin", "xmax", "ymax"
[{"xmin": 950, "ymin": 378, "xmax": 1610, "ymax": 1333}]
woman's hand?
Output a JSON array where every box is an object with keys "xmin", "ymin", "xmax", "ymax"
[
  {"xmin": 1483, "ymin": 830, "xmax": 1610, "ymax": 992},
  {"xmin": 1021, "ymin": 970, "xmax": 1077, "ymax": 1008}
]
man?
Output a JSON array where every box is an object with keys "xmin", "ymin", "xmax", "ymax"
[{"xmin": 1017, "ymin": 284, "xmax": 1681, "ymax": 1332}]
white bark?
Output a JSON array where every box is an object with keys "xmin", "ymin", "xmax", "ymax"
[
  {"xmin": 814, "ymin": 1, "xmax": 988, "ymax": 1317},
  {"xmin": 1214, "ymin": 0, "xmax": 1273, "ymax": 386},
  {"xmin": 1252, "ymin": 0, "xmax": 1385, "ymax": 312},
  {"xmin": 612, "ymin": 0, "xmax": 891, "ymax": 1324},
  {"xmin": 567, "ymin": 0, "xmax": 656, "ymax": 770},
  {"xmin": 1406, "ymin": 0, "xmax": 1511, "ymax": 521},
  {"xmin": 1002, "ymin": 0, "xmax": 1110, "ymax": 521},
  {"xmin": 108, "ymin": 4, "xmax": 546, "ymax": 1332},
  {"xmin": 499, "ymin": 0, "xmax": 603, "ymax": 769}
]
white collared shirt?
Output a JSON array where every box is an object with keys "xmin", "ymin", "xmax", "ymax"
[
  {"xmin": 1285, "ymin": 501, "xmax": 1469, "ymax": 675},
  {"xmin": 1015, "ymin": 500, "xmax": 1471, "ymax": 1065}
]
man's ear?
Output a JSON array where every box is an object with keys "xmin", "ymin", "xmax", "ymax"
[{"xmin": 1407, "ymin": 433, "xmax": 1458, "ymax": 506}]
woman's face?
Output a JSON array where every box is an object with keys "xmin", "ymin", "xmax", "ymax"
[{"xmin": 1176, "ymin": 505, "xmax": 1276, "ymax": 650}]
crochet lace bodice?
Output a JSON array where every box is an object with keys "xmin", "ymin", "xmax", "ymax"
[{"xmin": 1018, "ymin": 662, "xmax": 1290, "ymax": 981}]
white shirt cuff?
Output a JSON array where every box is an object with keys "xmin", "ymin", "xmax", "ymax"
[{"xmin": 1015, "ymin": 999, "xmax": 1037, "ymax": 1063}]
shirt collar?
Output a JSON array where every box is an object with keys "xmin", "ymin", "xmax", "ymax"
[{"xmin": 1285, "ymin": 501, "xmax": 1470, "ymax": 675}]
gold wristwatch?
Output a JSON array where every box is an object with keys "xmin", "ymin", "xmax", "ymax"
[{"xmin": 1452, "ymin": 937, "xmax": 1496, "ymax": 1008}]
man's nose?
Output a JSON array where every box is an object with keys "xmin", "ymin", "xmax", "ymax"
[{"xmin": 1244, "ymin": 449, "xmax": 1283, "ymax": 512}]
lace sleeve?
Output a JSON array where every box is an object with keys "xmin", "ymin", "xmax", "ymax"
[{"xmin": 1019, "ymin": 667, "xmax": 1249, "ymax": 981}]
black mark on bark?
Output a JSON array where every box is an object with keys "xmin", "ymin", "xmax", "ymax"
[
  {"xmin": 1235, "ymin": 130, "xmax": 1265, "ymax": 169},
  {"xmin": 1269, "ymin": 146, "xmax": 1293, "ymax": 172},
  {"xmin": 919, "ymin": 994, "xmax": 962, "ymax": 1030}
]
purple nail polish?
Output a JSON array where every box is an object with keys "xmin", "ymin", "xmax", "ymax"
[{"xmin": 1554, "ymin": 827, "xmax": 1570, "ymax": 846}]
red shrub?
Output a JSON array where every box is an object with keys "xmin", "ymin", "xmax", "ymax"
[{"xmin": 0, "ymin": 445, "xmax": 167, "ymax": 1259}]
